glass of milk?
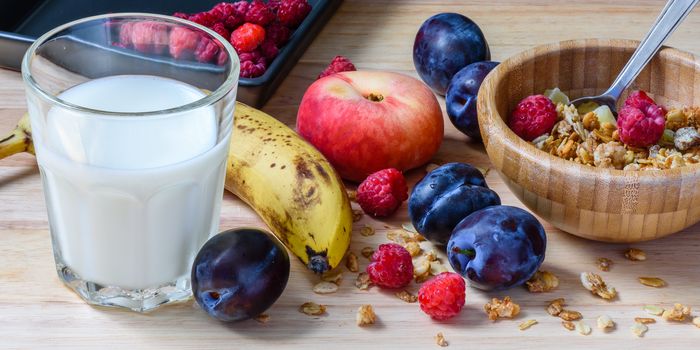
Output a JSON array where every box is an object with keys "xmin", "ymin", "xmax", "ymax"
[{"xmin": 21, "ymin": 14, "xmax": 239, "ymax": 312}]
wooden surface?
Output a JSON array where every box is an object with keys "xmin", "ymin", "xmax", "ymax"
[
  {"xmin": 3, "ymin": 1, "xmax": 700, "ymax": 349},
  {"xmin": 478, "ymin": 39, "xmax": 700, "ymax": 242}
]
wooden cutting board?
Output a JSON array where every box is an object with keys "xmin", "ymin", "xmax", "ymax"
[{"xmin": 2, "ymin": 1, "xmax": 700, "ymax": 349}]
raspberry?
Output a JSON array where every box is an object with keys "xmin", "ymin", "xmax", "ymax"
[
  {"xmin": 277, "ymin": 0, "xmax": 312, "ymax": 28},
  {"xmin": 169, "ymin": 26, "xmax": 200, "ymax": 59},
  {"xmin": 265, "ymin": 23, "xmax": 291, "ymax": 46},
  {"xmin": 240, "ymin": 60, "xmax": 267, "ymax": 78},
  {"xmin": 245, "ymin": 0, "xmax": 275, "ymax": 26},
  {"xmin": 317, "ymin": 55, "xmax": 356, "ymax": 79},
  {"xmin": 240, "ymin": 50, "xmax": 267, "ymax": 78},
  {"xmin": 211, "ymin": 22, "xmax": 230, "ymax": 41},
  {"xmin": 418, "ymin": 272, "xmax": 466, "ymax": 320},
  {"xmin": 188, "ymin": 12, "xmax": 218, "ymax": 28},
  {"xmin": 260, "ymin": 39, "xmax": 279, "ymax": 60},
  {"xmin": 194, "ymin": 37, "xmax": 220, "ymax": 63},
  {"xmin": 232, "ymin": 0, "xmax": 250, "ymax": 16},
  {"xmin": 118, "ymin": 22, "xmax": 134, "ymax": 47},
  {"xmin": 618, "ymin": 105, "xmax": 665, "ymax": 147},
  {"xmin": 172, "ymin": 12, "xmax": 189, "ymax": 20},
  {"xmin": 230, "ymin": 23, "xmax": 266, "ymax": 53},
  {"xmin": 366, "ymin": 243, "xmax": 414, "ymax": 289},
  {"xmin": 624, "ymin": 90, "xmax": 657, "ymax": 110},
  {"xmin": 130, "ymin": 21, "xmax": 169, "ymax": 54},
  {"xmin": 356, "ymin": 168, "xmax": 408, "ymax": 217},
  {"xmin": 508, "ymin": 94, "xmax": 558, "ymax": 141}
]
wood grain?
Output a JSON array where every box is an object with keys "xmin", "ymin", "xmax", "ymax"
[{"xmin": 3, "ymin": 1, "xmax": 700, "ymax": 349}]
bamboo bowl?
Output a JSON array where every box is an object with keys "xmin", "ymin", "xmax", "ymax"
[{"xmin": 477, "ymin": 39, "xmax": 700, "ymax": 242}]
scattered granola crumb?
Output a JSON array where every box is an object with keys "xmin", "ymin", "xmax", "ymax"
[
  {"xmin": 313, "ymin": 281, "xmax": 339, "ymax": 294},
  {"xmin": 355, "ymin": 272, "xmax": 371, "ymax": 290},
  {"xmin": 484, "ymin": 296, "xmax": 521, "ymax": 321},
  {"xmin": 596, "ymin": 257, "xmax": 613, "ymax": 272},
  {"xmin": 644, "ymin": 305, "xmax": 664, "ymax": 316},
  {"xmin": 519, "ymin": 319, "xmax": 538, "ymax": 331},
  {"xmin": 403, "ymin": 241, "xmax": 422, "ymax": 257},
  {"xmin": 413, "ymin": 257, "xmax": 431, "ymax": 282},
  {"xmin": 638, "ymin": 276, "xmax": 666, "ymax": 288},
  {"xmin": 562, "ymin": 321, "xmax": 575, "ymax": 331},
  {"xmin": 395, "ymin": 290, "xmax": 418, "ymax": 303},
  {"xmin": 346, "ymin": 252, "xmax": 359, "ymax": 272},
  {"xmin": 693, "ymin": 316, "xmax": 700, "ymax": 328},
  {"xmin": 424, "ymin": 250, "xmax": 438, "ymax": 262},
  {"xmin": 299, "ymin": 302, "xmax": 327, "ymax": 316},
  {"xmin": 360, "ymin": 246, "xmax": 374, "ymax": 259},
  {"xmin": 575, "ymin": 321, "xmax": 592, "ymax": 335},
  {"xmin": 525, "ymin": 270, "xmax": 559, "ymax": 292},
  {"xmin": 631, "ymin": 322, "xmax": 648, "ymax": 337},
  {"xmin": 580, "ymin": 272, "xmax": 617, "ymax": 300},
  {"xmin": 597, "ymin": 315, "xmax": 614, "ymax": 330},
  {"xmin": 402, "ymin": 222, "xmax": 418, "ymax": 233},
  {"xmin": 360, "ymin": 225, "xmax": 375, "ymax": 237},
  {"xmin": 347, "ymin": 189, "xmax": 357, "ymax": 202},
  {"xmin": 559, "ymin": 310, "xmax": 583, "ymax": 321},
  {"xmin": 255, "ymin": 314, "xmax": 270, "ymax": 323},
  {"xmin": 662, "ymin": 303, "xmax": 691, "ymax": 322},
  {"xmin": 352, "ymin": 209, "xmax": 363, "ymax": 222},
  {"xmin": 429, "ymin": 261, "xmax": 448, "ymax": 276},
  {"xmin": 435, "ymin": 332, "xmax": 448, "ymax": 347},
  {"xmin": 635, "ymin": 317, "xmax": 656, "ymax": 324},
  {"xmin": 321, "ymin": 270, "xmax": 343, "ymax": 285},
  {"xmin": 625, "ymin": 248, "xmax": 647, "ymax": 261},
  {"xmin": 547, "ymin": 298, "xmax": 565, "ymax": 316},
  {"xmin": 356, "ymin": 305, "xmax": 376, "ymax": 326}
]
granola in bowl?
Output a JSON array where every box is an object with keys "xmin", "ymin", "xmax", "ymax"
[{"xmin": 520, "ymin": 88, "xmax": 700, "ymax": 170}]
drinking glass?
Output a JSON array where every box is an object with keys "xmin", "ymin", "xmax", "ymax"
[{"xmin": 21, "ymin": 13, "xmax": 239, "ymax": 312}]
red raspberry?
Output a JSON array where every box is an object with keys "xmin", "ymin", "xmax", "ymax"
[
  {"xmin": 211, "ymin": 22, "xmax": 230, "ymax": 41},
  {"xmin": 277, "ymin": 0, "xmax": 312, "ymax": 28},
  {"xmin": 172, "ymin": 12, "xmax": 189, "ymax": 20},
  {"xmin": 230, "ymin": 23, "xmax": 266, "ymax": 53},
  {"xmin": 240, "ymin": 60, "xmax": 267, "ymax": 78},
  {"xmin": 118, "ymin": 22, "xmax": 134, "ymax": 47},
  {"xmin": 245, "ymin": 0, "xmax": 275, "ymax": 26},
  {"xmin": 194, "ymin": 37, "xmax": 220, "ymax": 63},
  {"xmin": 169, "ymin": 26, "xmax": 200, "ymax": 59},
  {"xmin": 188, "ymin": 12, "xmax": 218, "ymax": 28},
  {"xmin": 618, "ymin": 104, "xmax": 665, "ymax": 147},
  {"xmin": 239, "ymin": 50, "xmax": 268, "ymax": 78},
  {"xmin": 317, "ymin": 55, "xmax": 356, "ymax": 79},
  {"xmin": 356, "ymin": 168, "xmax": 408, "ymax": 217},
  {"xmin": 260, "ymin": 39, "xmax": 279, "ymax": 60},
  {"xmin": 265, "ymin": 23, "xmax": 291, "ymax": 46},
  {"xmin": 624, "ymin": 90, "xmax": 656, "ymax": 110},
  {"xmin": 129, "ymin": 21, "xmax": 169, "ymax": 54},
  {"xmin": 418, "ymin": 272, "xmax": 466, "ymax": 320},
  {"xmin": 366, "ymin": 243, "xmax": 414, "ymax": 289},
  {"xmin": 209, "ymin": 2, "xmax": 244, "ymax": 30},
  {"xmin": 232, "ymin": 1, "xmax": 250, "ymax": 17},
  {"xmin": 508, "ymin": 94, "xmax": 558, "ymax": 141}
]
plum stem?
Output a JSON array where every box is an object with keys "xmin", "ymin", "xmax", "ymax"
[{"xmin": 452, "ymin": 247, "xmax": 476, "ymax": 258}]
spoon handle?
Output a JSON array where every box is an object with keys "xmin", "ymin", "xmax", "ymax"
[{"xmin": 605, "ymin": 0, "xmax": 699, "ymax": 100}]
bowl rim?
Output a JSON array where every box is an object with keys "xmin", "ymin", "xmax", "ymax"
[{"xmin": 478, "ymin": 38, "xmax": 700, "ymax": 181}]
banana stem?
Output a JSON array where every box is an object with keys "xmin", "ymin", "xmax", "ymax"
[{"xmin": 0, "ymin": 113, "xmax": 35, "ymax": 160}]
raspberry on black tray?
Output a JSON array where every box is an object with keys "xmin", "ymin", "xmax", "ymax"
[{"xmin": 114, "ymin": 0, "xmax": 313, "ymax": 78}]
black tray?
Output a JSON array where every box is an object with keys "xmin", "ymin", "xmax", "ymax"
[{"xmin": 0, "ymin": 0, "xmax": 341, "ymax": 108}]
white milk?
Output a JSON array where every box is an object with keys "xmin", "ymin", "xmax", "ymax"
[{"xmin": 35, "ymin": 75, "xmax": 229, "ymax": 290}]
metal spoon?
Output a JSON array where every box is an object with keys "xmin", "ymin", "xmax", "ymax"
[{"xmin": 571, "ymin": 0, "xmax": 699, "ymax": 115}]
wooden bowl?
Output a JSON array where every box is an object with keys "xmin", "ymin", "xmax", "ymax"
[{"xmin": 477, "ymin": 39, "xmax": 700, "ymax": 243}]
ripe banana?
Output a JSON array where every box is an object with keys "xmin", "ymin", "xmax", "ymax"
[
  {"xmin": 0, "ymin": 103, "xmax": 352, "ymax": 274},
  {"xmin": 226, "ymin": 103, "xmax": 352, "ymax": 273},
  {"xmin": 0, "ymin": 113, "xmax": 34, "ymax": 159}
]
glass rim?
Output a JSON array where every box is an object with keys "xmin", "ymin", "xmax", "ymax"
[{"xmin": 21, "ymin": 12, "xmax": 240, "ymax": 118}]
